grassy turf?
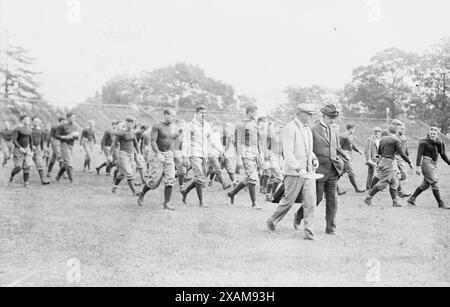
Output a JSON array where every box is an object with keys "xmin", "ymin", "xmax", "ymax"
[{"xmin": 1, "ymin": 145, "xmax": 449, "ymax": 286}]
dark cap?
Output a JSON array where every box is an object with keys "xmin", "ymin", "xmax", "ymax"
[
  {"xmin": 258, "ymin": 116, "xmax": 267, "ymax": 122},
  {"xmin": 58, "ymin": 115, "xmax": 65, "ymax": 122},
  {"xmin": 20, "ymin": 114, "xmax": 30, "ymax": 121},
  {"xmin": 66, "ymin": 112, "xmax": 75, "ymax": 118},
  {"xmin": 320, "ymin": 104, "xmax": 339, "ymax": 118},
  {"xmin": 391, "ymin": 119, "xmax": 403, "ymax": 126},
  {"xmin": 125, "ymin": 117, "xmax": 135, "ymax": 123},
  {"xmin": 374, "ymin": 127, "xmax": 382, "ymax": 132},
  {"xmin": 196, "ymin": 105, "xmax": 206, "ymax": 113}
]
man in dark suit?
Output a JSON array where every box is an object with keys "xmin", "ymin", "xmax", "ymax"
[{"xmin": 294, "ymin": 104, "xmax": 346, "ymax": 235}]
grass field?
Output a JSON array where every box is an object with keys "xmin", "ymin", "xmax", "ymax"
[{"xmin": 1, "ymin": 144, "xmax": 449, "ymax": 287}]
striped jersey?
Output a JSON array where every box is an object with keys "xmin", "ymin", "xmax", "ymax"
[{"xmin": 235, "ymin": 116, "xmax": 259, "ymax": 159}]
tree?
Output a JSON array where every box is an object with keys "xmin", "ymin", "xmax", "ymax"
[
  {"xmin": 0, "ymin": 34, "xmax": 42, "ymax": 101},
  {"xmin": 411, "ymin": 37, "xmax": 450, "ymax": 133},
  {"xmin": 341, "ymin": 48, "xmax": 418, "ymax": 119},
  {"xmin": 99, "ymin": 63, "xmax": 240, "ymax": 111},
  {"xmin": 272, "ymin": 85, "xmax": 338, "ymax": 120},
  {"xmin": 236, "ymin": 94, "xmax": 257, "ymax": 109},
  {"xmin": 101, "ymin": 74, "xmax": 141, "ymax": 105}
]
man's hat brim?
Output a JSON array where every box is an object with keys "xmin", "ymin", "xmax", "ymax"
[{"xmin": 320, "ymin": 109, "xmax": 339, "ymax": 117}]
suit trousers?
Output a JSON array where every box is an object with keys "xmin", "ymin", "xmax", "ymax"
[
  {"xmin": 295, "ymin": 168, "xmax": 339, "ymax": 233},
  {"xmin": 269, "ymin": 175, "xmax": 316, "ymax": 232}
]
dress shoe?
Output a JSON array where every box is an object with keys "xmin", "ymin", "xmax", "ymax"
[
  {"xmin": 293, "ymin": 213, "xmax": 301, "ymax": 230},
  {"xmin": 407, "ymin": 197, "xmax": 416, "ymax": 206},
  {"xmin": 181, "ymin": 190, "xmax": 188, "ymax": 204},
  {"xmin": 137, "ymin": 193, "xmax": 144, "ymax": 206},
  {"xmin": 223, "ymin": 183, "xmax": 232, "ymax": 190},
  {"xmin": 438, "ymin": 202, "xmax": 450, "ymax": 209},
  {"xmin": 392, "ymin": 199, "xmax": 402, "ymax": 207},
  {"xmin": 398, "ymin": 191, "xmax": 411, "ymax": 198},
  {"xmin": 364, "ymin": 196, "xmax": 373, "ymax": 206},
  {"xmin": 337, "ymin": 190, "xmax": 347, "ymax": 196},
  {"xmin": 252, "ymin": 203, "xmax": 262, "ymax": 210},
  {"xmin": 226, "ymin": 192, "xmax": 235, "ymax": 205},
  {"xmin": 325, "ymin": 230, "xmax": 339, "ymax": 236},
  {"xmin": 303, "ymin": 229, "xmax": 315, "ymax": 240},
  {"xmin": 267, "ymin": 219, "xmax": 275, "ymax": 233},
  {"xmin": 164, "ymin": 202, "xmax": 175, "ymax": 210}
]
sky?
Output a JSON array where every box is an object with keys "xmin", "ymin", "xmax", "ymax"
[{"xmin": 1, "ymin": 0, "xmax": 450, "ymax": 112}]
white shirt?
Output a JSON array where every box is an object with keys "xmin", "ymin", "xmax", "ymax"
[
  {"xmin": 183, "ymin": 118, "xmax": 211, "ymax": 158},
  {"xmin": 208, "ymin": 130, "xmax": 224, "ymax": 157}
]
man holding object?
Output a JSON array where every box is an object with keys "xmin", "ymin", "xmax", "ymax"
[{"xmin": 267, "ymin": 103, "xmax": 318, "ymax": 240}]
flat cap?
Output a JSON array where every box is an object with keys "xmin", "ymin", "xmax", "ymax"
[
  {"xmin": 297, "ymin": 103, "xmax": 317, "ymax": 114},
  {"xmin": 258, "ymin": 115, "xmax": 267, "ymax": 122}
]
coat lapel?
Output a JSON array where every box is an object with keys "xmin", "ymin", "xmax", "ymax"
[{"xmin": 314, "ymin": 122, "xmax": 330, "ymax": 145}]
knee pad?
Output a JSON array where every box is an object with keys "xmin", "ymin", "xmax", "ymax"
[
  {"xmin": 164, "ymin": 180, "xmax": 175, "ymax": 188},
  {"xmin": 431, "ymin": 182, "xmax": 440, "ymax": 190},
  {"xmin": 376, "ymin": 182, "xmax": 388, "ymax": 191},
  {"xmin": 419, "ymin": 182, "xmax": 430, "ymax": 190}
]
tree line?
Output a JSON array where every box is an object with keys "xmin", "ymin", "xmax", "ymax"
[
  {"xmin": 1, "ymin": 31, "xmax": 449, "ymax": 133},
  {"xmin": 275, "ymin": 37, "xmax": 450, "ymax": 133},
  {"xmin": 88, "ymin": 63, "xmax": 255, "ymax": 113}
]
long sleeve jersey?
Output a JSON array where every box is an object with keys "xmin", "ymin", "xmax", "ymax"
[
  {"xmin": 416, "ymin": 137, "xmax": 450, "ymax": 166},
  {"xmin": 12, "ymin": 126, "xmax": 32, "ymax": 149},
  {"xmin": 378, "ymin": 135, "xmax": 411, "ymax": 165}
]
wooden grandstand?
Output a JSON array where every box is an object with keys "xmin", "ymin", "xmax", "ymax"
[{"xmin": 1, "ymin": 99, "xmax": 448, "ymax": 150}]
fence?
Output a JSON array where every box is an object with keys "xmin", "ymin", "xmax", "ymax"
[{"xmin": 1, "ymin": 99, "xmax": 449, "ymax": 150}]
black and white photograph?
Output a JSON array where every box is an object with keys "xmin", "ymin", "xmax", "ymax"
[{"xmin": 0, "ymin": 0, "xmax": 449, "ymax": 291}]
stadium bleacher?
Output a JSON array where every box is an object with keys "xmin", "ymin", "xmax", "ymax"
[{"xmin": 0, "ymin": 99, "xmax": 448, "ymax": 150}]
